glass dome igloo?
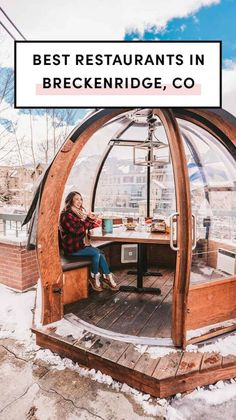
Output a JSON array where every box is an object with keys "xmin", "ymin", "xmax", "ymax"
[{"xmin": 35, "ymin": 107, "xmax": 236, "ymax": 347}]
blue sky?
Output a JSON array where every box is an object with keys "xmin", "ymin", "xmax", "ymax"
[
  {"xmin": 1, "ymin": 0, "xmax": 236, "ymax": 126},
  {"xmin": 125, "ymin": 0, "xmax": 236, "ymax": 63}
]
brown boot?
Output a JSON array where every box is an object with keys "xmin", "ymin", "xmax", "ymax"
[
  {"xmin": 89, "ymin": 273, "xmax": 103, "ymax": 292},
  {"xmin": 102, "ymin": 273, "xmax": 119, "ymax": 291}
]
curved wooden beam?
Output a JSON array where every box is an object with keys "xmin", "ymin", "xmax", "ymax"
[
  {"xmin": 174, "ymin": 108, "xmax": 236, "ymax": 151},
  {"xmin": 154, "ymin": 109, "xmax": 192, "ymax": 347},
  {"xmin": 37, "ymin": 109, "xmax": 129, "ymax": 325}
]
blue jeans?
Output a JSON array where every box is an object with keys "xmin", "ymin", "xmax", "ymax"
[{"xmin": 71, "ymin": 246, "xmax": 110, "ymax": 275}]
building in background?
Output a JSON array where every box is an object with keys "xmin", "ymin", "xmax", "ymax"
[{"xmin": 0, "ymin": 163, "xmax": 44, "ymax": 208}]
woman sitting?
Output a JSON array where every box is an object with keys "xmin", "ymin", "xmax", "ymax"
[{"xmin": 59, "ymin": 191, "xmax": 117, "ymax": 292}]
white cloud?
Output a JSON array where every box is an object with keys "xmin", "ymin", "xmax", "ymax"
[
  {"xmin": 1, "ymin": 0, "xmax": 236, "ymax": 134},
  {"xmin": 180, "ymin": 24, "xmax": 187, "ymax": 32},
  {"xmin": 1, "ymin": 0, "xmax": 219, "ymax": 42},
  {"xmin": 192, "ymin": 15, "xmax": 200, "ymax": 24},
  {"xmin": 222, "ymin": 60, "xmax": 236, "ymax": 116}
]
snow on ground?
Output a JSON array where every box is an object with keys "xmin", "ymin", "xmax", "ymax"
[
  {"xmin": 0, "ymin": 283, "xmax": 35, "ymax": 343},
  {"xmin": 0, "ymin": 282, "xmax": 236, "ymax": 419},
  {"xmin": 167, "ymin": 381, "xmax": 236, "ymax": 420}
]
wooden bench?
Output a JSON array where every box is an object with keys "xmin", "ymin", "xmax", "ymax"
[{"xmin": 61, "ymin": 240, "xmax": 112, "ymax": 305}]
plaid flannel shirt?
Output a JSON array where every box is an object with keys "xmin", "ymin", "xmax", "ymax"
[{"xmin": 59, "ymin": 209, "xmax": 97, "ymax": 254}]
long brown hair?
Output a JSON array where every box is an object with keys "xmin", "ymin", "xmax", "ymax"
[{"xmin": 64, "ymin": 191, "xmax": 86, "ymax": 212}]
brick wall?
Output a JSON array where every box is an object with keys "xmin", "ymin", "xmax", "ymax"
[{"xmin": 0, "ymin": 239, "xmax": 39, "ymax": 291}]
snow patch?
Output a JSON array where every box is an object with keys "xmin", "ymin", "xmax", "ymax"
[
  {"xmin": 41, "ymin": 318, "xmax": 86, "ymax": 341},
  {"xmin": 186, "ymin": 333, "xmax": 236, "ymax": 357},
  {"xmin": 0, "ymin": 284, "xmax": 35, "ymax": 343},
  {"xmin": 34, "ymin": 279, "xmax": 42, "ymax": 328},
  {"xmin": 187, "ymin": 318, "xmax": 236, "ymax": 340},
  {"xmin": 197, "ymin": 333, "xmax": 236, "ymax": 357},
  {"xmin": 177, "ymin": 382, "xmax": 236, "ymax": 406},
  {"xmin": 199, "ymin": 266, "xmax": 213, "ymax": 275},
  {"xmin": 135, "ymin": 344, "xmax": 177, "ymax": 358}
]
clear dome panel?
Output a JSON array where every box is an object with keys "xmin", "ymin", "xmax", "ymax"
[
  {"xmin": 94, "ymin": 111, "xmax": 175, "ymax": 218},
  {"xmin": 119, "ymin": 110, "xmax": 169, "ymax": 145},
  {"xmin": 179, "ymin": 118, "xmax": 236, "ymax": 285},
  {"xmin": 150, "ymin": 162, "xmax": 176, "ymax": 218},
  {"xmin": 62, "ymin": 113, "xmax": 131, "ymax": 210},
  {"xmin": 94, "ymin": 144, "xmax": 147, "ymax": 216}
]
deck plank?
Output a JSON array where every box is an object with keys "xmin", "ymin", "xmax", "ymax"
[
  {"xmin": 89, "ymin": 336, "xmax": 113, "ymax": 357},
  {"xmin": 177, "ymin": 351, "xmax": 203, "ymax": 376},
  {"xmin": 200, "ymin": 352, "xmax": 222, "ymax": 371},
  {"xmin": 74, "ymin": 332, "xmax": 101, "ymax": 351},
  {"xmin": 69, "ymin": 276, "xmax": 135, "ymax": 323},
  {"xmin": 81, "ymin": 274, "xmax": 151, "ymax": 325},
  {"xmin": 155, "ymin": 305, "xmax": 172, "ymax": 338},
  {"xmin": 64, "ymin": 269, "xmax": 135, "ymax": 317},
  {"xmin": 222, "ymin": 354, "xmax": 236, "ymax": 367},
  {"xmin": 135, "ymin": 278, "xmax": 173, "ymax": 338},
  {"xmin": 96, "ymin": 275, "xmax": 164, "ymax": 330},
  {"xmin": 116, "ymin": 288, "xmax": 172, "ymax": 336},
  {"xmin": 102, "ymin": 340, "xmax": 130, "ymax": 362},
  {"xmin": 100, "ymin": 272, "xmax": 172, "ymax": 335},
  {"xmin": 117, "ymin": 344, "xmax": 142, "ymax": 369},
  {"xmin": 134, "ymin": 351, "xmax": 160, "ymax": 376},
  {"xmin": 152, "ymin": 352, "xmax": 182, "ymax": 380},
  {"xmin": 158, "ymin": 363, "xmax": 236, "ymax": 398},
  {"xmin": 138, "ymin": 290, "xmax": 172, "ymax": 337},
  {"xmin": 112, "ymin": 273, "xmax": 172, "ymax": 336}
]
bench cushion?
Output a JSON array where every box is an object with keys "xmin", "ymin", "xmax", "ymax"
[
  {"xmin": 61, "ymin": 241, "xmax": 112, "ymax": 272},
  {"xmin": 61, "ymin": 255, "xmax": 91, "ymax": 272}
]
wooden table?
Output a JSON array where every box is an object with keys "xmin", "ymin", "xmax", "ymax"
[{"xmin": 90, "ymin": 227, "xmax": 170, "ymax": 294}]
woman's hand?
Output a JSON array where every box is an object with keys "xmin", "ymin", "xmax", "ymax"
[
  {"xmin": 76, "ymin": 209, "xmax": 88, "ymax": 220},
  {"xmin": 87, "ymin": 211, "xmax": 97, "ymax": 219},
  {"xmin": 87, "ymin": 212, "xmax": 102, "ymax": 227}
]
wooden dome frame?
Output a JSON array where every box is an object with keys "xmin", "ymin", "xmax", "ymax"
[{"xmin": 36, "ymin": 108, "xmax": 236, "ymax": 347}]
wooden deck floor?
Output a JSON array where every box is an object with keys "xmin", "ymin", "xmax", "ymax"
[
  {"xmin": 33, "ymin": 265, "xmax": 236, "ymax": 398},
  {"xmin": 64, "ymin": 268, "xmax": 174, "ymax": 339},
  {"xmin": 33, "ymin": 325, "xmax": 236, "ymax": 398}
]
